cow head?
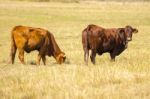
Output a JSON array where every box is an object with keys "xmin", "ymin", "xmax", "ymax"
[
  {"xmin": 56, "ymin": 52, "xmax": 66, "ymax": 64},
  {"xmin": 124, "ymin": 25, "xmax": 138, "ymax": 41}
]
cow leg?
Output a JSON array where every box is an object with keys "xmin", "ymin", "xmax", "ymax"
[
  {"xmin": 36, "ymin": 54, "xmax": 42, "ymax": 65},
  {"xmin": 90, "ymin": 50, "xmax": 96, "ymax": 64},
  {"xmin": 84, "ymin": 49, "xmax": 89, "ymax": 65},
  {"xmin": 42, "ymin": 56, "xmax": 46, "ymax": 65},
  {"xmin": 18, "ymin": 49, "xmax": 25, "ymax": 64},
  {"xmin": 110, "ymin": 52, "xmax": 116, "ymax": 61},
  {"xmin": 37, "ymin": 47, "xmax": 46, "ymax": 65},
  {"xmin": 9, "ymin": 45, "xmax": 17, "ymax": 64}
]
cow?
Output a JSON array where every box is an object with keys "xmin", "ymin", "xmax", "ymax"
[
  {"xmin": 9, "ymin": 25, "xmax": 66, "ymax": 65},
  {"xmin": 82, "ymin": 24, "xmax": 138, "ymax": 65}
]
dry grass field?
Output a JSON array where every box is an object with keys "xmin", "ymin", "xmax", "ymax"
[{"xmin": 0, "ymin": 0, "xmax": 150, "ymax": 99}]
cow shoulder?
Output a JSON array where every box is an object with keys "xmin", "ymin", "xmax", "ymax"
[{"xmin": 117, "ymin": 28, "xmax": 126, "ymax": 40}]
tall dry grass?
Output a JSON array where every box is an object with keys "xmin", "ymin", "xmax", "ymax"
[
  {"xmin": 2, "ymin": 0, "xmax": 150, "ymax": 2},
  {"xmin": 10, "ymin": 0, "xmax": 80, "ymax": 3},
  {"xmin": 0, "ymin": 1, "xmax": 150, "ymax": 99}
]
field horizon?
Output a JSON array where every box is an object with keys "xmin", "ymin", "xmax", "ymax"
[{"xmin": 0, "ymin": 1, "xmax": 150, "ymax": 99}]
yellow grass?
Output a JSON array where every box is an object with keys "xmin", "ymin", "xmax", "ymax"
[{"xmin": 0, "ymin": 1, "xmax": 150, "ymax": 99}]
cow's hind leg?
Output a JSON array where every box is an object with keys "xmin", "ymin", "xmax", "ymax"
[
  {"xmin": 84, "ymin": 49, "xmax": 89, "ymax": 65},
  {"xmin": 9, "ymin": 44, "xmax": 17, "ymax": 64},
  {"xmin": 42, "ymin": 56, "xmax": 46, "ymax": 65},
  {"xmin": 18, "ymin": 49, "xmax": 25, "ymax": 64},
  {"xmin": 90, "ymin": 50, "xmax": 96, "ymax": 64}
]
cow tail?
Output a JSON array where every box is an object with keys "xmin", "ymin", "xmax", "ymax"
[
  {"xmin": 82, "ymin": 29, "xmax": 87, "ymax": 51},
  {"xmin": 82, "ymin": 25, "xmax": 91, "ymax": 65},
  {"xmin": 9, "ymin": 30, "xmax": 17, "ymax": 64},
  {"xmin": 85, "ymin": 25, "xmax": 91, "ymax": 49}
]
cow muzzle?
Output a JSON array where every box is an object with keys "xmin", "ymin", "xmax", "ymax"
[
  {"xmin": 127, "ymin": 37, "xmax": 132, "ymax": 41},
  {"xmin": 123, "ymin": 41, "xmax": 128, "ymax": 49},
  {"xmin": 64, "ymin": 57, "xmax": 70, "ymax": 64}
]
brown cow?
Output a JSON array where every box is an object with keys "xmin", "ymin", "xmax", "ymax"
[
  {"xmin": 82, "ymin": 24, "xmax": 138, "ymax": 65},
  {"xmin": 9, "ymin": 25, "xmax": 66, "ymax": 65}
]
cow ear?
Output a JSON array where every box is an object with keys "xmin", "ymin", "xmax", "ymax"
[{"xmin": 133, "ymin": 28, "xmax": 138, "ymax": 33}]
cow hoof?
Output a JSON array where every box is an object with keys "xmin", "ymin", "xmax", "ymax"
[{"xmin": 29, "ymin": 61, "xmax": 36, "ymax": 65}]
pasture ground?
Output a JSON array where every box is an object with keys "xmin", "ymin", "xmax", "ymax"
[{"xmin": 0, "ymin": 1, "xmax": 150, "ymax": 99}]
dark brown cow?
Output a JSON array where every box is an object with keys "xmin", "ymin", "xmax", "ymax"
[
  {"xmin": 9, "ymin": 25, "xmax": 66, "ymax": 65},
  {"xmin": 82, "ymin": 24, "xmax": 138, "ymax": 65}
]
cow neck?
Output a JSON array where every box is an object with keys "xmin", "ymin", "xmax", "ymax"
[{"xmin": 50, "ymin": 33, "xmax": 62, "ymax": 59}]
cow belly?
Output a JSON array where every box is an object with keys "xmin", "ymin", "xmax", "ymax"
[
  {"xmin": 97, "ymin": 48, "xmax": 111, "ymax": 55},
  {"xmin": 24, "ymin": 45, "xmax": 39, "ymax": 53},
  {"xmin": 96, "ymin": 42, "xmax": 114, "ymax": 55},
  {"xmin": 24, "ymin": 39, "xmax": 43, "ymax": 53}
]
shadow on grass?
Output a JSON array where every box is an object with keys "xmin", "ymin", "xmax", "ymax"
[{"xmin": 27, "ymin": 59, "xmax": 71, "ymax": 66}]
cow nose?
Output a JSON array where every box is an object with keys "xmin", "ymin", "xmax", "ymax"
[
  {"xmin": 127, "ymin": 38, "xmax": 132, "ymax": 41},
  {"xmin": 65, "ymin": 57, "xmax": 70, "ymax": 64}
]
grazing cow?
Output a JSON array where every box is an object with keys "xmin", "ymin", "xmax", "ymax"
[
  {"xmin": 82, "ymin": 24, "xmax": 138, "ymax": 65},
  {"xmin": 9, "ymin": 25, "xmax": 66, "ymax": 65}
]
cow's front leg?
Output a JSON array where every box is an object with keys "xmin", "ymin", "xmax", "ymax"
[
  {"xmin": 36, "ymin": 54, "xmax": 42, "ymax": 65},
  {"xmin": 110, "ymin": 52, "xmax": 116, "ymax": 61},
  {"xmin": 42, "ymin": 56, "xmax": 46, "ymax": 65},
  {"xmin": 90, "ymin": 50, "xmax": 96, "ymax": 64},
  {"xmin": 37, "ymin": 46, "xmax": 46, "ymax": 65},
  {"xmin": 18, "ymin": 49, "xmax": 25, "ymax": 64}
]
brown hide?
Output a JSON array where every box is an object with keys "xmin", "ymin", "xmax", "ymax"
[
  {"xmin": 9, "ymin": 25, "xmax": 66, "ymax": 65},
  {"xmin": 82, "ymin": 24, "xmax": 138, "ymax": 65}
]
